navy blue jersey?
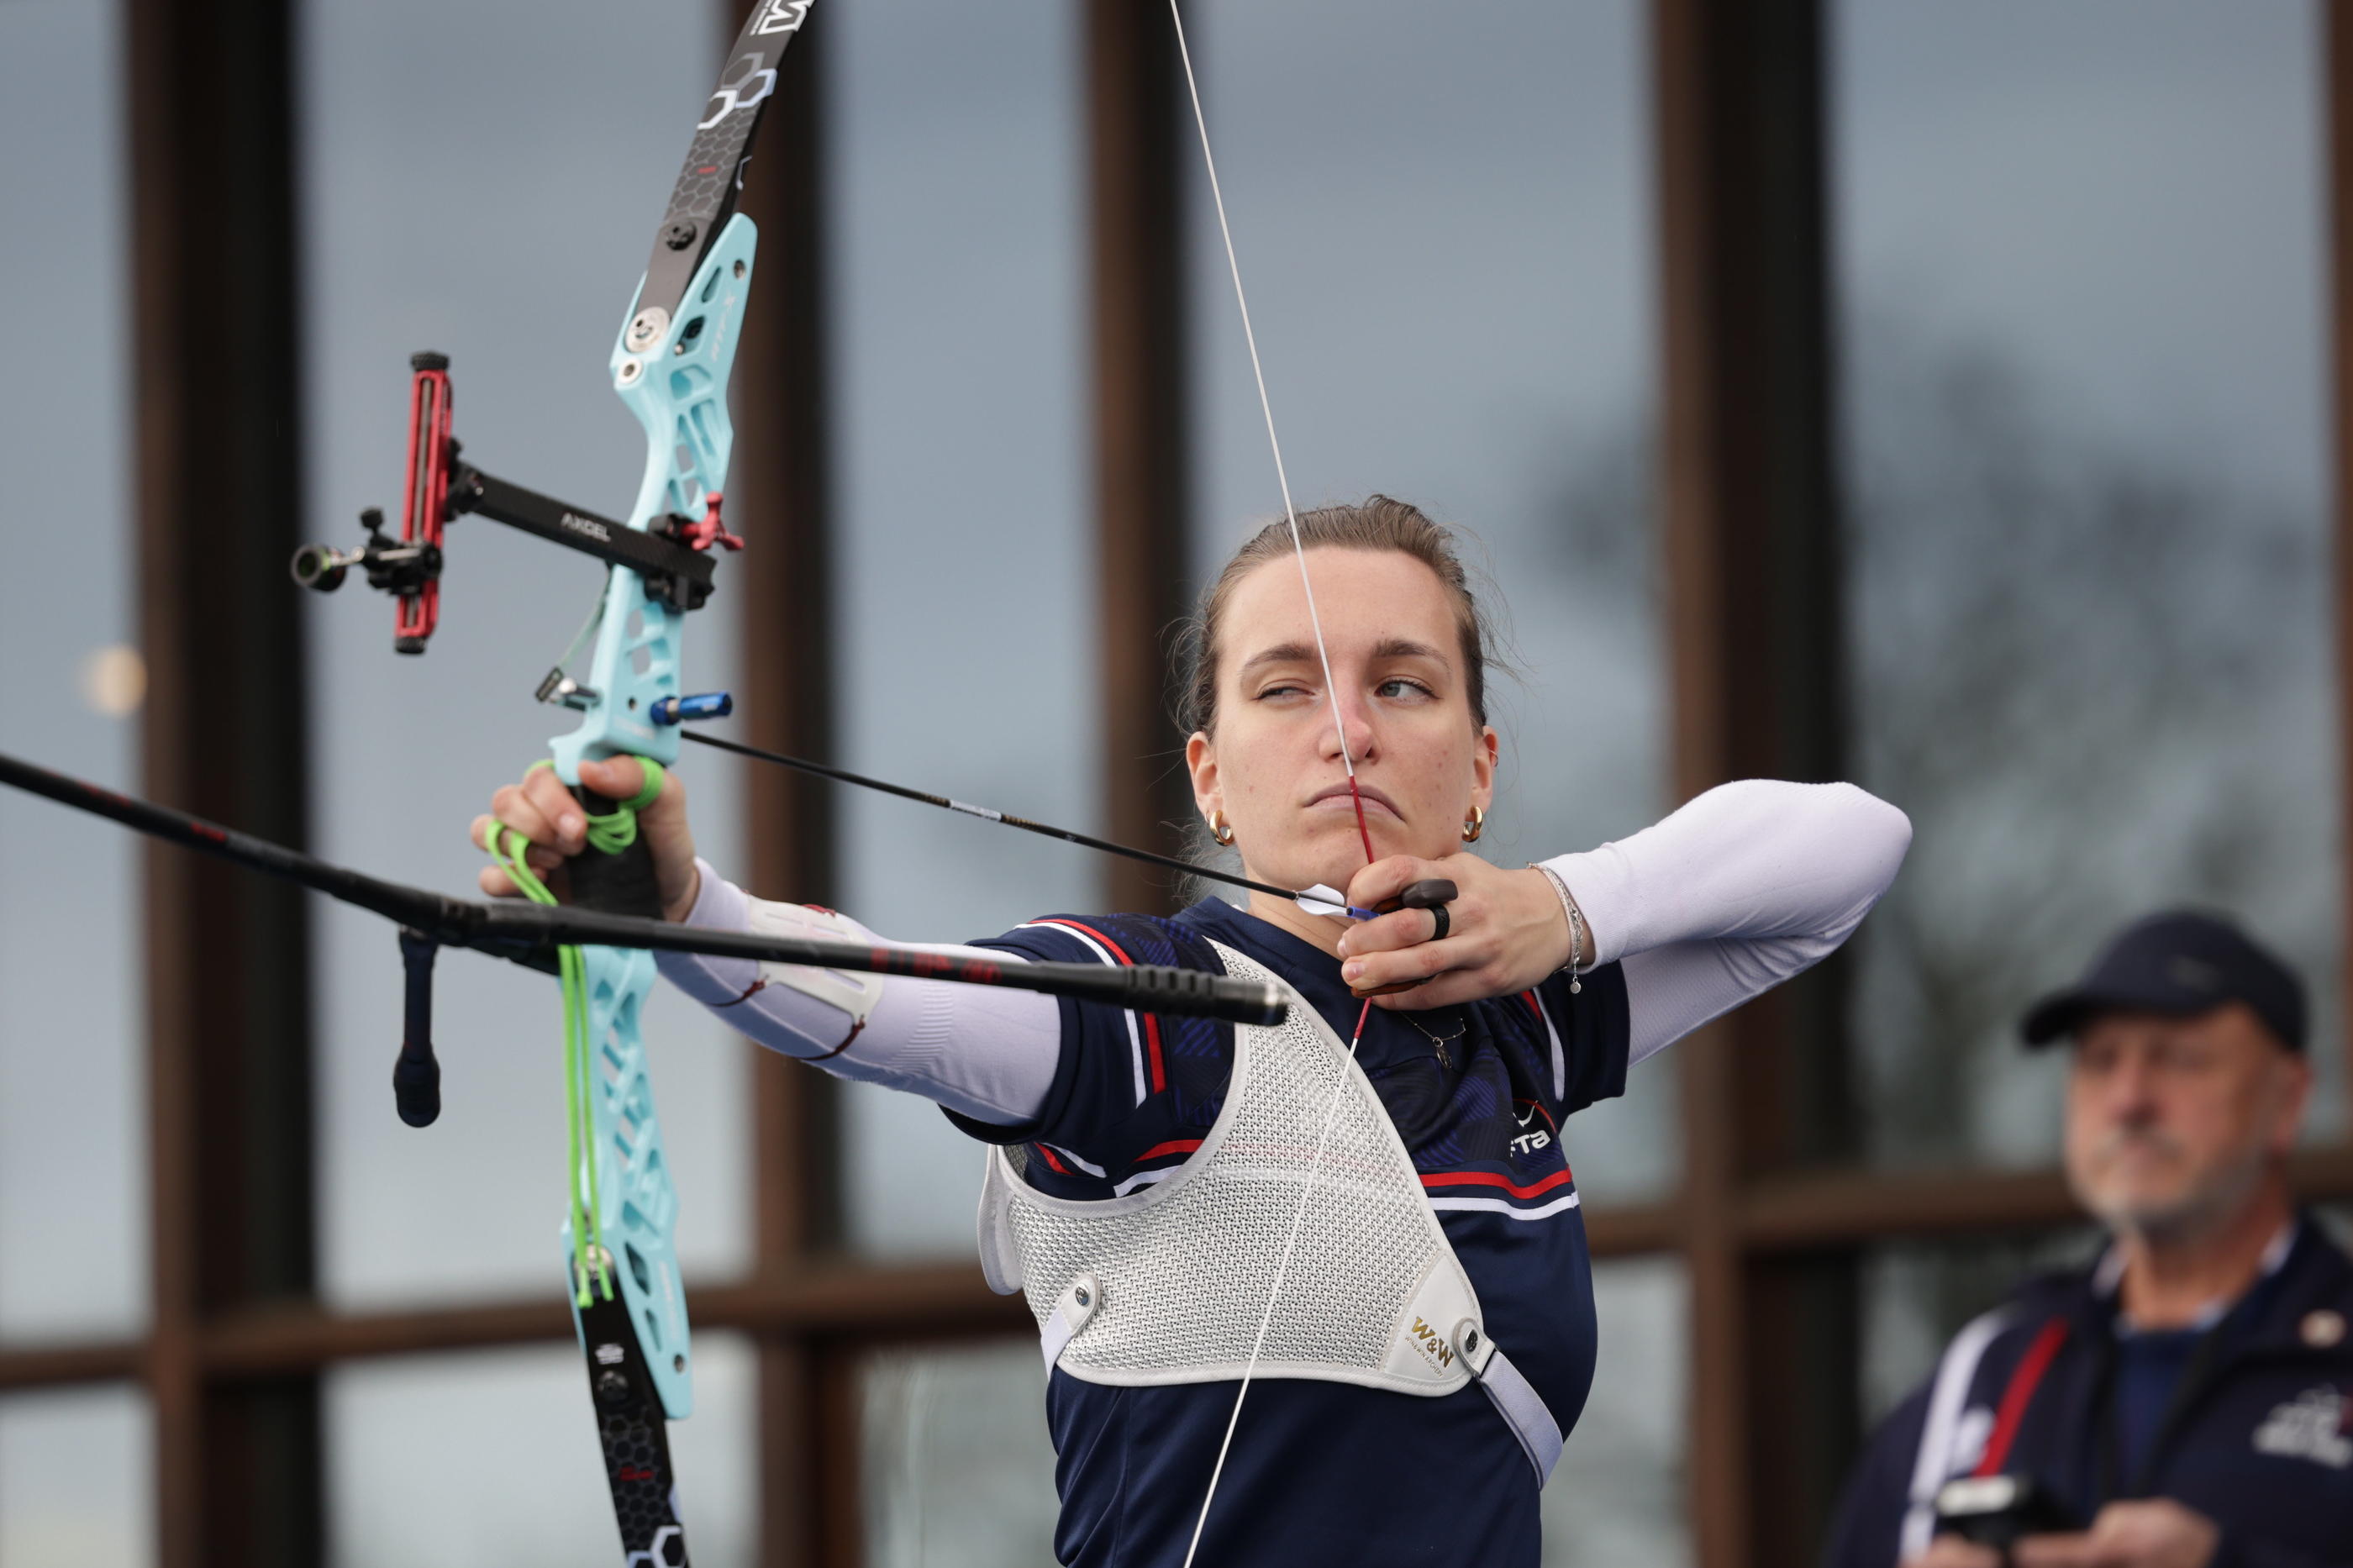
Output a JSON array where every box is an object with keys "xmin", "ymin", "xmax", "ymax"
[
  {"xmin": 953, "ymin": 897, "xmax": 1632, "ymax": 1568},
  {"xmin": 1824, "ymin": 1218, "xmax": 2353, "ymax": 1568}
]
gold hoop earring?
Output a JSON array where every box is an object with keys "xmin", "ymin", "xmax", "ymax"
[
  {"xmin": 1209, "ymin": 809, "xmax": 1235, "ymax": 846},
  {"xmin": 1461, "ymin": 805, "xmax": 1484, "ymax": 843}
]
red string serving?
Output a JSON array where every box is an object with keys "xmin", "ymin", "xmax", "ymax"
[{"xmin": 1344, "ymin": 776, "xmax": 1377, "ymax": 1032}]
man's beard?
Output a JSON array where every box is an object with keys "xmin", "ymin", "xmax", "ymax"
[{"xmin": 2072, "ymin": 1128, "xmax": 2267, "ymax": 1245}]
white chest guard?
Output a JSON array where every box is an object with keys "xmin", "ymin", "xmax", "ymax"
[{"xmin": 976, "ymin": 939, "xmax": 1564, "ymax": 1481}]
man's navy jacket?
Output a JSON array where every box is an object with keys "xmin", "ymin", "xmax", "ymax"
[{"xmin": 1824, "ymin": 1216, "xmax": 2353, "ymax": 1568}]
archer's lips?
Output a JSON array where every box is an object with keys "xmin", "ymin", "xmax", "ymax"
[{"xmin": 1304, "ymin": 782, "xmax": 1401, "ymax": 821}]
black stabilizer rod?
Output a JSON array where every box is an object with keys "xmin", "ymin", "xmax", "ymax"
[
  {"xmin": 0, "ymin": 748, "xmax": 1288, "ymax": 1027},
  {"xmin": 456, "ymin": 901, "xmax": 1287, "ymax": 1024},
  {"xmin": 0, "ymin": 746, "xmax": 520, "ymax": 947}
]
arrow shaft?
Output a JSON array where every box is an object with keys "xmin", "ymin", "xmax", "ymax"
[{"xmin": 678, "ymin": 729, "xmax": 1308, "ymax": 904}]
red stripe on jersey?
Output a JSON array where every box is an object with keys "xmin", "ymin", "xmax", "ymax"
[
  {"xmin": 1974, "ymin": 1318, "xmax": 2071, "ymax": 1478},
  {"xmin": 1034, "ymin": 1143, "xmax": 1070, "ymax": 1175},
  {"xmin": 1138, "ymin": 1138, "xmax": 1203, "ymax": 1162},
  {"xmin": 1034, "ymin": 918, "xmax": 1168, "ymax": 1095},
  {"xmin": 1420, "ymin": 1167, "xmax": 1577, "ymax": 1200}
]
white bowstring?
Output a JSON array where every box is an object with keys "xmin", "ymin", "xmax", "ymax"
[
  {"xmin": 1177, "ymin": 1008, "xmax": 1364, "ymax": 1568},
  {"xmin": 1167, "ymin": 4, "xmax": 1377, "ymax": 1560},
  {"xmin": 1167, "ymin": 0, "xmax": 1356, "ymax": 784}
]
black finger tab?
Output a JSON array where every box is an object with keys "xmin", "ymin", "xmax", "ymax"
[{"xmin": 1397, "ymin": 878, "xmax": 1457, "ymax": 909}]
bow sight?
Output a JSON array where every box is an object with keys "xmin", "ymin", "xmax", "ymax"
[{"xmin": 290, "ymin": 350, "xmax": 740, "ymax": 655}]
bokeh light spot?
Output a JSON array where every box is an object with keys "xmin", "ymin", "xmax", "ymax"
[{"xmin": 78, "ymin": 645, "xmax": 145, "ymax": 718}]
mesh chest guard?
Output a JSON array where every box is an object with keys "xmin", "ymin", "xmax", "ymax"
[{"xmin": 976, "ymin": 940, "xmax": 1564, "ymax": 1481}]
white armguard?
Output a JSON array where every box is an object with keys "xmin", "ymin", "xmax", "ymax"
[
  {"xmin": 745, "ymin": 898, "xmax": 885, "ymax": 1034},
  {"xmin": 655, "ymin": 866, "xmax": 1061, "ymax": 1122}
]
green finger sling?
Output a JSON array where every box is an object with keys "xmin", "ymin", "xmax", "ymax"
[{"xmin": 486, "ymin": 757, "xmax": 667, "ymax": 1307}]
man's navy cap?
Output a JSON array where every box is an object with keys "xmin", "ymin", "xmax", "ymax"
[{"xmin": 2020, "ymin": 909, "xmax": 2306, "ymax": 1052}]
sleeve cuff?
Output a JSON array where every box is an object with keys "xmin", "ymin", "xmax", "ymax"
[
  {"xmin": 651, "ymin": 858, "xmax": 762, "ymax": 1004},
  {"xmin": 1540, "ymin": 843, "xmax": 1639, "ymax": 968}
]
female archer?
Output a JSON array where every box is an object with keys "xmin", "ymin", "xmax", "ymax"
[{"xmin": 473, "ymin": 495, "xmax": 1911, "ymax": 1567}]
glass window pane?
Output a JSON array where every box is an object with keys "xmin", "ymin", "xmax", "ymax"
[
  {"xmin": 1184, "ymin": 0, "xmax": 1671, "ymax": 1200},
  {"xmin": 302, "ymin": 0, "xmax": 751, "ymax": 1305},
  {"xmin": 1833, "ymin": 1, "xmax": 2341, "ymax": 1168},
  {"xmin": 1545, "ymin": 1257, "xmax": 1692, "ymax": 1566},
  {"xmin": 829, "ymin": 0, "xmax": 1088, "ymax": 1258},
  {"xmin": 328, "ymin": 1334, "xmax": 756, "ymax": 1567},
  {"xmin": 0, "ymin": 1384, "xmax": 154, "ymax": 1566},
  {"xmin": 0, "ymin": 0, "xmax": 147, "ymax": 1341},
  {"xmin": 862, "ymin": 1339, "xmax": 1060, "ymax": 1565}
]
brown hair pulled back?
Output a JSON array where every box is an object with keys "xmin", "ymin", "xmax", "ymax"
[{"xmin": 1175, "ymin": 496, "xmax": 1498, "ymax": 739}]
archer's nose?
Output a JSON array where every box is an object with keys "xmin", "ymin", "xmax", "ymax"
[{"xmin": 1322, "ymin": 695, "xmax": 1377, "ymax": 766}]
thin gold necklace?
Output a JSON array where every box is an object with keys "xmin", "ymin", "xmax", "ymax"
[{"xmin": 1396, "ymin": 1008, "xmax": 1466, "ymax": 1069}]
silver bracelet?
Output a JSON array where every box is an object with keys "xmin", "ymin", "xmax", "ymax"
[{"xmin": 1529, "ymin": 861, "xmax": 1585, "ymax": 994}]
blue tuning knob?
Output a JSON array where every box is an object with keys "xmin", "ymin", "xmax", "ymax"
[{"xmin": 650, "ymin": 692, "xmax": 734, "ymax": 726}]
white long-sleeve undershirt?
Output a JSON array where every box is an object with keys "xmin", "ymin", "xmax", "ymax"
[
  {"xmin": 652, "ymin": 777, "xmax": 1911, "ymax": 1127},
  {"xmin": 1550, "ymin": 780, "xmax": 1912, "ymax": 1065},
  {"xmin": 653, "ymin": 876, "xmax": 1061, "ymax": 1124}
]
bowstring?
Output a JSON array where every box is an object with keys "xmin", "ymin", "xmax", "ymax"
[{"xmin": 1167, "ymin": 3, "xmax": 1379, "ymax": 1560}]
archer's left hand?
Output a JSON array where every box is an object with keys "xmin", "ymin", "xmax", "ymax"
[
  {"xmin": 2010, "ymin": 1501, "xmax": 2221, "ymax": 1568},
  {"xmin": 1335, "ymin": 855, "xmax": 1587, "ymax": 1008}
]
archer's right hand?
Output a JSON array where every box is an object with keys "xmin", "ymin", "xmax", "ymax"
[{"xmin": 470, "ymin": 755, "xmax": 702, "ymax": 923}]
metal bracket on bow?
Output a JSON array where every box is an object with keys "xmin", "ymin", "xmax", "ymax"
[{"xmin": 289, "ymin": 351, "xmax": 726, "ymax": 650}]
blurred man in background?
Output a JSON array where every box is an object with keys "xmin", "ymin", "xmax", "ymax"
[{"xmin": 1824, "ymin": 911, "xmax": 2353, "ymax": 1568}]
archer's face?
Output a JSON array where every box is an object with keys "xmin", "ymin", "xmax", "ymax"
[
  {"xmin": 2064, "ymin": 1003, "xmax": 2308, "ymax": 1240},
  {"xmin": 1186, "ymin": 546, "xmax": 1497, "ymax": 898}
]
